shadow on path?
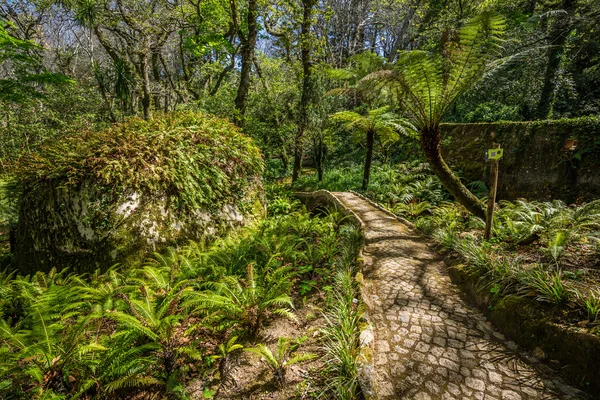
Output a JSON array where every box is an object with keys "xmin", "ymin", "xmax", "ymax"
[{"xmin": 333, "ymin": 192, "xmax": 587, "ymax": 400}]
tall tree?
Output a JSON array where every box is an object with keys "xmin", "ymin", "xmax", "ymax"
[
  {"xmin": 233, "ymin": 0, "xmax": 259, "ymax": 125},
  {"xmin": 291, "ymin": 0, "xmax": 317, "ymax": 182},
  {"xmin": 536, "ymin": 0, "xmax": 578, "ymax": 119},
  {"xmin": 59, "ymin": 0, "xmax": 177, "ymax": 120}
]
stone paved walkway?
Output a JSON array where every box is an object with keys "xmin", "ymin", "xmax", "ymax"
[{"xmin": 333, "ymin": 192, "xmax": 587, "ymax": 400}]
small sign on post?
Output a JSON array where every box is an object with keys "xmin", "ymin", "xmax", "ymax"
[
  {"xmin": 486, "ymin": 148, "xmax": 504, "ymax": 160},
  {"xmin": 484, "ymin": 143, "xmax": 501, "ymax": 241}
]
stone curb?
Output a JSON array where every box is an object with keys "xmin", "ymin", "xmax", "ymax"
[
  {"xmin": 293, "ymin": 190, "xmax": 377, "ymax": 399},
  {"xmin": 348, "ymin": 190, "xmax": 416, "ymax": 230}
]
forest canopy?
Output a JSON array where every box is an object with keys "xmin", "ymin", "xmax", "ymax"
[{"xmin": 0, "ymin": 0, "xmax": 598, "ymax": 171}]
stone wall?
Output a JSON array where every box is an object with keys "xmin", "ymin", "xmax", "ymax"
[{"xmin": 441, "ymin": 117, "xmax": 600, "ymax": 202}]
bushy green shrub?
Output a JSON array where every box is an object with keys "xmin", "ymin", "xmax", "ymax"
[
  {"xmin": 10, "ymin": 111, "xmax": 264, "ymax": 273},
  {"xmin": 14, "ymin": 111, "xmax": 263, "ymax": 214}
]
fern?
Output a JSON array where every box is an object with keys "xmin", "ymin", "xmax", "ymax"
[
  {"xmin": 187, "ymin": 262, "xmax": 296, "ymax": 336},
  {"xmin": 0, "ymin": 283, "xmax": 104, "ymax": 397},
  {"xmin": 245, "ymin": 337, "xmax": 317, "ymax": 386},
  {"xmin": 98, "ymin": 277, "xmax": 199, "ymax": 398}
]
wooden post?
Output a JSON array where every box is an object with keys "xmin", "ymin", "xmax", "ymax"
[{"xmin": 484, "ymin": 143, "xmax": 501, "ymax": 241}]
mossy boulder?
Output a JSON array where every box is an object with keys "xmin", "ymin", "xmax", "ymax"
[{"xmin": 11, "ymin": 111, "xmax": 264, "ymax": 273}]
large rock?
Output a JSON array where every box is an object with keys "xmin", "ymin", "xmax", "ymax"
[{"xmin": 12, "ymin": 112, "xmax": 264, "ymax": 274}]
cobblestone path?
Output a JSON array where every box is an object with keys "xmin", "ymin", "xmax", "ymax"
[{"xmin": 333, "ymin": 192, "xmax": 587, "ymax": 400}]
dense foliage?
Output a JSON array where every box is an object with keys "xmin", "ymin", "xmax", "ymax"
[
  {"xmin": 1, "ymin": 0, "xmax": 600, "ymax": 396},
  {"xmin": 14, "ymin": 111, "xmax": 263, "ymax": 213},
  {"xmin": 2, "ymin": 0, "xmax": 600, "ymax": 177},
  {"xmin": 0, "ymin": 195, "xmax": 363, "ymax": 398}
]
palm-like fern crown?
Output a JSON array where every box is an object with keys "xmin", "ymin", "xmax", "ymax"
[
  {"xmin": 327, "ymin": 52, "xmax": 387, "ymax": 103},
  {"xmin": 331, "ymin": 106, "xmax": 417, "ymax": 145},
  {"xmin": 367, "ymin": 11, "xmax": 506, "ymax": 131}
]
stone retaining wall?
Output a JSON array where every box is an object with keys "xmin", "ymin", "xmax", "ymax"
[
  {"xmin": 441, "ymin": 118, "xmax": 600, "ymax": 202},
  {"xmin": 444, "ymin": 253, "xmax": 600, "ymax": 394}
]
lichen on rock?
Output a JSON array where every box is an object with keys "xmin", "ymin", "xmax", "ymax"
[{"xmin": 11, "ymin": 111, "xmax": 264, "ymax": 273}]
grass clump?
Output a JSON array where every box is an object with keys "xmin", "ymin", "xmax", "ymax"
[
  {"xmin": 577, "ymin": 289, "xmax": 600, "ymax": 322},
  {"xmin": 320, "ymin": 224, "xmax": 364, "ymax": 400},
  {"xmin": 517, "ymin": 266, "xmax": 572, "ymax": 305}
]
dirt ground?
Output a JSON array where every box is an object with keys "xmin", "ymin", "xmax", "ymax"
[{"xmin": 188, "ymin": 292, "xmax": 329, "ymax": 400}]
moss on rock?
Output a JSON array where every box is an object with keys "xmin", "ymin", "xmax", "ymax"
[
  {"xmin": 490, "ymin": 295, "xmax": 600, "ymax": 391},
  {"xmin": 11, "ymin": 111, "xmax": 264, "ymax": 273}
]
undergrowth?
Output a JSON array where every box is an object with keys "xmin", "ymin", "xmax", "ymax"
[
  {"xmin": 298, "ymin": 163, "xmax": 600, "ymax": 332},
  {"xmin": 0, "ymin": 188, "xmax": 363, "ymax": 399}
]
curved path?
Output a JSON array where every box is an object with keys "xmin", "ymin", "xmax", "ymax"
[{"xmin": 333, "ymin": 192, "xmax": 586, "ymax": 400}]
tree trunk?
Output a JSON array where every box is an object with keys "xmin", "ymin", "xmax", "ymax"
[
  {"xmin": 96, "ymin": 75, "xmax": 117, "ymax": 123},
  {"xmin": 281, "ymin": 153, "xmax": 289, "ymax": 172},
  {"xmin": 525, "ymin": 0, "xmax": 537, "ymax": 14},
  {"xmin": 292, "ymin": 144, "xmax": 303, "ymax": 182},
  {"xmin": 536, "ymin": 0, "xmax": 576, "ymax": 120},
  {"xmin": 314, "ymin": 134, "xmax": 324, "ymax": 181},
  {"xmin": 234, "ymin": 0, "xmax": 258, "ymax": 126},
  {"xmin": 386, "ymin": 0, "xmax": 420, "ymax": 61},
  {"xmin": 151, "ymin": 52, "xmax": 162, "ymax": 111},
  {"xmin": 363, "ymin": 129, "xmax": 375, "ymax": 190},
  {"xmin": 420, "ymin": 127, "xmax": 485, "ymax": 219},
  {"xmin": 179, "ymin": 32, "xmax": 200, "ymax": 100},
  {"xmin": 318, "ymin": 162, "xmax": 323, "ymax": 181},
  {"xmin": 279, "ymin": 136, "xmax": 289, "ymax": 172},
  {"xmin": 291, "ymin": 0, "xmax": 317, "ymax": 183},
  {"xmin": 139, "ymin": 52, "xmax": 152, "ymax": 120}
]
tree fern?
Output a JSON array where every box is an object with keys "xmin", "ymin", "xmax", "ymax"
[
  {"xmin": 331, "ymin": 106, "xmax": 415, "ymax": 190},
  {"xmin": 364, "ymin": 12, "xmax": 507, "ymax": 218}
]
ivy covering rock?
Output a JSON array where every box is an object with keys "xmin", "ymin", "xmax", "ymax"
[{"xmin": 10, "ymin": 111, "xmax": 264, "ymax": 273}]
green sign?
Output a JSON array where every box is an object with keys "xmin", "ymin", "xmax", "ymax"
[{"xmin": 487, "ymin": 148, "xmax": 503, "ymax": 160}]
